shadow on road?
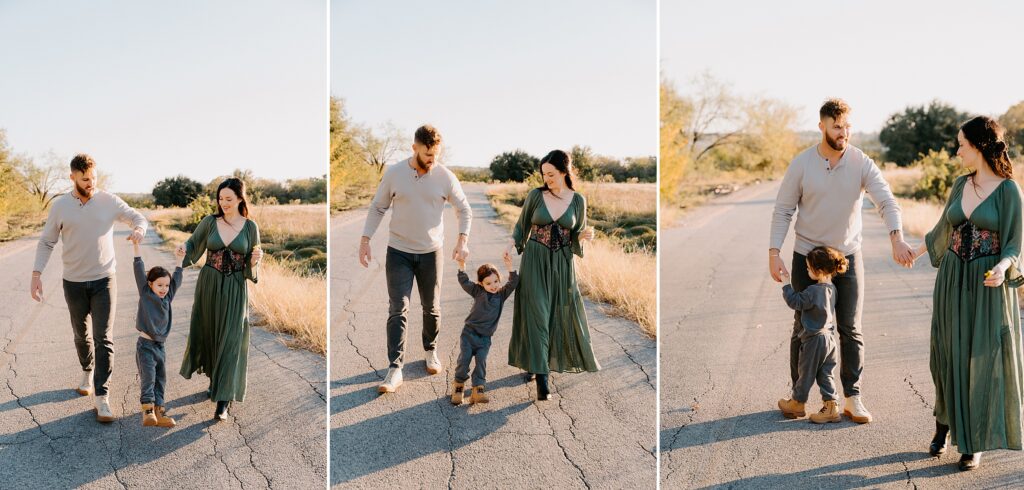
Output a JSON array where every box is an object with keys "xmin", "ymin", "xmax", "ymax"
[
  {"xmin": 661, "ymin": 410, "xmax": 859, "ymax": 453},
  {"xmin": 0, "ymin": 388, "xmax": 77, "ymax": 413},
  {"xmin": 697, "ymin": 452, "xmax": 945, "ymax": 489}
]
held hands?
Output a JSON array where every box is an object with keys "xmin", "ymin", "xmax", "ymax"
[
  {"xmin": 175, "ymin": 243, "xmax": 186, "ymax": 260},
  {"xmin": 503, "ymin": 252, "xmax": 513, "ymax": 271},
  {"xmin": 457, "ymin": 258, "xmax": 466, "ymax": 271},
  {"xmin": 452, "ymin": 234, "xmax": 469, "ymax": 262},
  {"xmin": 891, "ymin": 239, "xmax": 915, "ymax": 268},
  {"xmin": 126, "ymin": 227, "xmax": 144, "ymax": 245}
]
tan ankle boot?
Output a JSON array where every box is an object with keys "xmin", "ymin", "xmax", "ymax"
[
  {"xmin": 810, "ymin": 400, "xmax": 841, "ymax": 424},
  {"xmin": 469, "ymin": 385, "xmax": 489, "ymax": 404},
  {"xmin": 154, "ymin": 406, "xmax": 176, "ymax": 428},
  {"xmin": 451, "ymin": 381, "xmax": 465, "ymax": 405},
  {"xmin": 777, "ymin": 398, "xmax": 806, "ymax": 419},
  {"xmin": 141, "ymin": 403, "xmax": 158, "ymax": 427}
]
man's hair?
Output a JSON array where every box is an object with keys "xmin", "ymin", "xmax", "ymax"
[
  {"xmin": 414, "ymin": 125, "xmax": 442, "ymax": 148},
  {"xmin": 476, "ymin": 263, "xmax": 501, "ymax": 283},
  {"xmin": 70, "ymin": 153, "xmax": 96, "ymax": 173},
  {"xmin": 819, "ymin": 98, "xmax": 851, "ymax": 121}
]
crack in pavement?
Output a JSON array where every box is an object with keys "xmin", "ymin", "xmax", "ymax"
[
  {"xmin": 589, "ymin": 324, "xmax": 654, "ymax": 391},
  {"xmin": 901, "ymin": 460, "xmax": 918, "ymax": 489},
  {"xmin": 903, "ymin": 373, "xmax": 933, "ymax": 411},
  {"xmin": 251, "ymin": 340, "xmax": 326, "ymax": 401},
  {"xmin": 232, "ymin": 410, "xmax": 274, "ymax": 488},
  {"xmin": 535, "ymin": 400, "xmax": 592, "ymax": 490},
  {"xmin": 427, "ymin": 358, "xmax": 458, "ymax": 490},
  {"xmin": 664, "ymin": 366, "xmax": 715, "ymax": 483}
]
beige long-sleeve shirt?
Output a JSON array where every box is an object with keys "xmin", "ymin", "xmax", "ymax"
[
  {"xmin": 362, "ymin": 159, "xmax": 472, "ymax": 254},
  {"xmin": 770, "ymin": 145, "xmax": 902, "ymax": 256},
  {"xmin": 34, "ymin": 190, "xmax": 148, "ymax": 282}
]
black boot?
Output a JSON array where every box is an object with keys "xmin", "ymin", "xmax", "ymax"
[
  {"xmin": 929, "ymin": 420, "xmax": 949, "ymax": 456},
  {"xmin": 523, "ymin": 372, "xmax": 536, "ymax": 383},
  {"xmin": 536, "ymin": 374, "xmax": 551, "ymax": 401},
  {"xmin": 958, "ymin": 452, "xmax": 981, "ymax": 471},
  {"xmin": 214, "ymin": 401, "xmax": 229, "ymax": 421}
]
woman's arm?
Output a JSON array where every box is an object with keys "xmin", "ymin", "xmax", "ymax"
[
  {"xmin": 245, "ymin": 221, "xmax": 261, "ymax": 284},
  {"xmin": 181, "ymin": 216, "xmax": 213, "ymax": 268},
  {"xmin": 570, "ymin": 193, "xmax": 587, "ymax": 258},
  {"xmin": 512, "ymin": 189, "xmax": 538, "ymax": 254},
  {"xmin": 988, "ymin": 181, "xmax": 1023, "ymax": 287}
]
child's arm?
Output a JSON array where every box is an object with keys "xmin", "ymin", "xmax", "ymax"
[
  {"xmin": 456, "ymin": 269, "xmax": 479, "ymax": 296},
  {"xmin": 781, "ymin": 284, "xmax": 815, "ymax": 311},
  {"xmin": 132, "ymin": 255, "xmax": 147, "ymax": 294},
  {"xmin": 132, "ymin": 239, "xmax": 141, "ymax": 258},
  {"xmin": 500, "ymin": 271, "xmax": 520, "ymax": 300}
]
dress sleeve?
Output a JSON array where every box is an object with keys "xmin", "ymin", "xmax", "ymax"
[
  {"xmin": 999, "ymin": 180, "xmax": 1023, "ymax": 288},
  {"xmin": 183, "ymin": 216, "xmax": 213, "ymax": 268},
  {"xmin": 245, "ymin": 220, "xmax": 261, "ymax": 284},
  {"xmin": 925, "ymin": 176, "xmax": 963, "ymax": 268},
  {"xmin": 513, "ymin": 189, "xmax": 539, "ymax": 254},
  {"xmin": 571, "ymin": 193, "xmax": 587, "ymax": 258}
]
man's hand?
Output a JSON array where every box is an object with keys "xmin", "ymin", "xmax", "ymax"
[
  {"xmin": 359, "ymin": 237, "xmax": 372, "ymax": 268},
  {"xmin": 452, "ymin": 234, "xmax": 469, "ymax": 262},
  {"xmin": 126, "ymin": 227, "xmax": 144, "ymax": 244},
  {"xmin": 30, "ymin": 273, "xmax": 43, "ymax": 302},
  {"xmin": 768, "ymin": 250, "xmax": 789, "ymax": 283},
  {"xmin": 891, "ymin": 240, "xmax": 915, "ymax": 268}
]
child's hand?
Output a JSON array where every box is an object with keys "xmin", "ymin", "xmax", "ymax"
[
  {"xmin": 132, "ymin": 239, "xmax": 141, "ymax": 257},
  {"xmin": 503, "ymin": 253, "xmax": 513, "ymax": 271},
  {"xmin": 175, "ymin": 243, "xmax": 186, "ymax": 259},
  {"xmin": 457, "ymin": 259, "xmax": 466, "ymax": 271}
]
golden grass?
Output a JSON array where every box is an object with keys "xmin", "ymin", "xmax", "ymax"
[
  {"xmin": 148, "ymin": 204, "xmax": 327, "ymax": 355},
  {"xmin": 881, "ymin": 165, "xmax": 923, "ymax": 197},
  {"xmin": 485, "ymin": 183, "xmax": 657, "ymax": 336},
  {"xmin": 897, "ymin": 198, "xmax": 943, "ymax": 239}
]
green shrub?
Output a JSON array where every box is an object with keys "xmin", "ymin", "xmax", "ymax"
[{"xmin": 912, "ymin": 149, "xmax": 963, "ymax": 202}]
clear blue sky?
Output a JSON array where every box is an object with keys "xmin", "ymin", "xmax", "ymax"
[
  {"xmin": 661, "ymin": 0, "xmax": 1024, "ymax": 132},
  {"xmin": 0, "ymin": 0, "xmax": 327, "ymax": 193},
  {"xmin": 332, "ymin": 0, "xmax": 657, "ymax": 167}
]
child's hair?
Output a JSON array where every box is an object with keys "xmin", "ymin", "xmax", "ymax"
[
  {"xmin": 147, "ymin": 266, "xmax": 171, "ymax": 283},
  {"xmin": 806, "ymin": 246, "xmax": 849, "ymax": 277},
  {"xmin": 476, "ymin": 263, "xmax": 501, "ymax": 283}
]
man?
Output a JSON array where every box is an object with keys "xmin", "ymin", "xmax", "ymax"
[
  {"xmin": 360, "ymin": 125, "xmax": 472, "ymax": 393},
  {"xmin": 769, "ymin": 99, "xmax": 914, "ymax": 424},
  {"xmin": 32, "ymin": 154, "xmax": 147, "ymax": 423}
]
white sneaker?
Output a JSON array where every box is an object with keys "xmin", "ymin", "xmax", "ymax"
[
  {"xmin": 378, "ymin": 368, "xmax": 403, "ymax": 393},
  {"xmin": 77, "ymin": 370, "xmax": 93, "ymax": 396},
  {"xmin": 425, "ymin": 350, "xmax": 441, "ymax": 375},
  {"xmin": 94, "ymin": 395, "xmax": 115, "ymax": 423},
  {"xmin": 843, "ymin": 395, "xmax": 873, "ymax": 424}
]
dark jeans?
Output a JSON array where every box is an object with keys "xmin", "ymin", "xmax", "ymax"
[
  {"xmin": 454, "ymin": 328, "xmax": 492, "ymax": 387},
  {"xmin": 792, "ymin": 332, "xmax": 838, "ymax": 403},
  {"xmin": 385, "ymin": 247, "xmax": 442, "ymax": 369},
  {"xmin": 62, "ymin": 277, "xmax": 117, "ymax": 397},
  {"xmin": 790, "ymin": 251, "xmax": 864, "ymax": 397},
  {"xmin": 135, "ymin": 337, "xmax": 166, "ymax": 406}
]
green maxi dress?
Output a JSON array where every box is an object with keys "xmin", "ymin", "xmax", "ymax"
[
  {"xmin": 179, "ymin": 215, "xmax": 261, "ymax": 402},
  {"xmin": 508, "ymin": 188, "xmax": 600, "ymax": 374},
  {"xmin": 925, "ymin": 175, "xmax": 1024, "ymax": 454}
]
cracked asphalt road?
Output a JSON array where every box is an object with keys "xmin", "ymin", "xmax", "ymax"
[
  {"xmin": 660, "ymin": 181, "xmax": 1024, "ymax": 488},
  {"xmin": 330, "ymin": 183, "xmax": 656, "ymax": 488},
  {"xmin": 0, "ymin": 224, "xmax": 326, "ymax": 489}
]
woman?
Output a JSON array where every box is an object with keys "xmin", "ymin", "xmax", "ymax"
[
  {"xmin": 178, "ymin": 178, "xmax": 263, "ymax": 420},
  {"xmin": 913, "ymin": 116, "xmax": 1024, "ymax": 471},
  {"xmin": 506, "ymin": 149, "xmax": 599, "ymax": 401}
]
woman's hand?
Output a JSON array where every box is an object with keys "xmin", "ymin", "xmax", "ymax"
[
  {"xmin": 251, "ymin": 246, "xmax": 263, "ymax": 265},
  {"xmin": 580, "ymin": 226, "xmax": 595, "ymax": 242},
  {"xmin": 984, "ymin": 265, "xmax": 1006, "ymax": 287}
]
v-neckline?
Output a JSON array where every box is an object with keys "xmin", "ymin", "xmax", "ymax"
[
  {"xmin": 960, "ymin": 178, "xmax": 1004, "ymax": 221},
  {"xmin": 540, "ymin": 191, "xmax": 576, "ymax": 223},
  {"xmin": 214, "ymin": 218, "xmax": 246, "ymax": 249}
]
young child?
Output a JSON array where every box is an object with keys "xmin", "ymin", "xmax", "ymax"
[
  {"xmin": 777, "ymin": 246, "xmax": 848, "ymax": 424},
  {"xmin": 451, "ymin": 254, "xmax": 520, "ymax": 405},
  {"xmin": 133, "ymin": 240, "xmax": 184, "ymax": 427}
]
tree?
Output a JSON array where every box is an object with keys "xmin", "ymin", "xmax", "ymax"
[
  {"xmin": 685, "ymin": 72, "xmax": 744, "ymax": 165},
  {"xmin": 879, "ymin": 100, "xmax": 970, "ymax": 167},
  {"xmin": 999, "ymin": 101, "xmax": 1024, "ymax": 158},
  {"xmin": 570, "ymin": 145, "xmax": 597, "ymax": 180},
  {"xmin": 16, "ymin": 151, "xmax": 69, "ymax": 208},
  {"xmin": 153, "ymin": 175, "xmax": 204, "ymax": 208},
  {"xmin": 489, "ymin": 150, "xmax": 538, "ymax": 182},
  {"xmin": 660, "ymin": 81, "xmax": 692, "ymax": 204},
  {"xmin": 912, "ymin": 149, "xmax": 962, "ymax": 202},
  {"xmin": 356, "ymin": 122, "xmax": 409, "ymax": 174},
  {"xmin": 329, "ymin": 97, "xmax": 379, "ymax": 210}
]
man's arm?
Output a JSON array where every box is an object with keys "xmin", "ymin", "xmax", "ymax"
[
  {"xmin": 114, "ymin": 194, "xmax": 148, "ymax": 242},
  {"xmin": 31, "ymin": 203, "xmax": 62, "ymax": 301},
  {"xmin": 359, "ymin": 169, "xmax": 394, "ymax": 267},
  {"xmin": 449, "ymin": 175, "xmax": 472, "ymax": 261},
  {"xmin": 768, "ymin": 160, "xmax": 803, "ymax": 281},
  {"xmin": 863, "ymin": 159, "xmax": 913, "ymax": 266}
]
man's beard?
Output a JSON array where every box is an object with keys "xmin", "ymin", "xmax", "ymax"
[
  {"xmin": 825, "ymin": 133, "xmax": 847, "ymax": 152},
  {"xmin": 75, "ymin": 182, "xmax": 93, "ymax": 198},
  {"xmin": 415, "ymin": 153, "xmax": 433, "ymax": 171}
]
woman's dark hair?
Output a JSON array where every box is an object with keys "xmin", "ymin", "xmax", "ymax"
[
  {"xmin": 538, "ymin": 149, "xmax": 575, "ymax": 195},
  {"xmin": 214, "ymin": 178, "xmax": 249, "ymax": 218},
  {"xmin": 476, "ymin": 263, "xmax": 501, "ymax": 283},
  {"xmin": 806, "ymin": 246, "xmax": 849, "ymax": 277},
  {"xmin": 962, "ymin": 115, "xmax": 1013, "ymax": 179},
  {"xmin": 147, "ymin": 266, "xmax": 171, "ymax": 283}
]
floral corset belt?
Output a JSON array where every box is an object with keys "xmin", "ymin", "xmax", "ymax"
[
  {"xmin": 950, "ymin": 220, "xmax": 1000, "ymax": 262},
  {"xmin": 205, "ymin": 248, "xmax": 246, "ymax": 275},
  {"xmin": 530, "ymin": 222, "xmax": 572, "ymax": 251}
]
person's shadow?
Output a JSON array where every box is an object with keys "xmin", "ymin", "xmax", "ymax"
[
  {"xmin": 330, "ymin": 372, "xmax": 533, "ymax": 485},
  {"xmin": 0, "ymin": 390, "xmax": 212, "ymax": 488}
]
